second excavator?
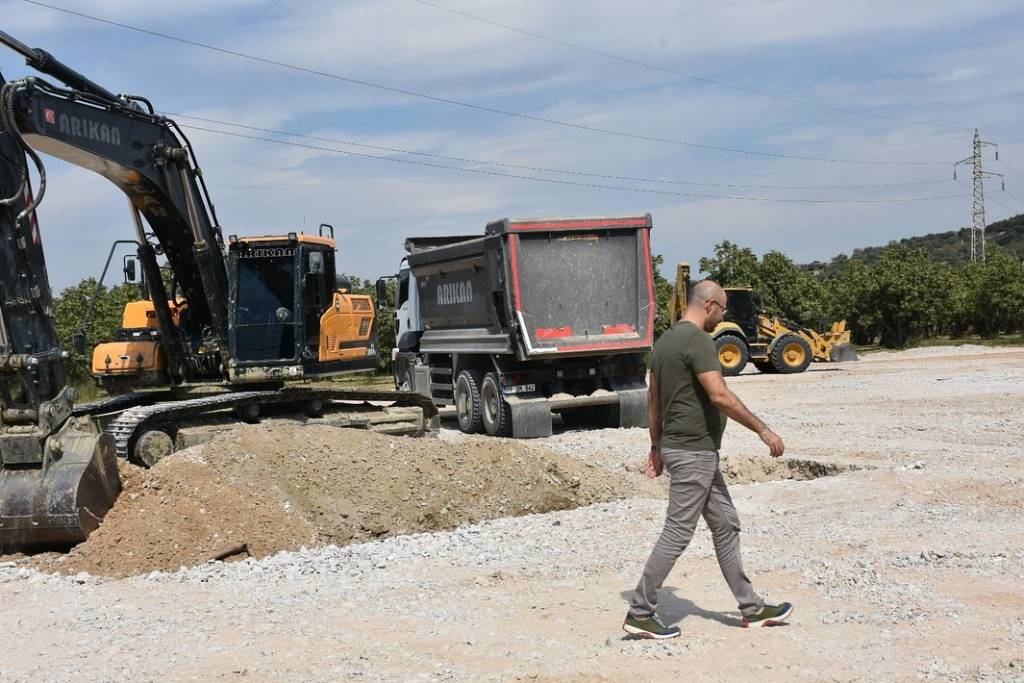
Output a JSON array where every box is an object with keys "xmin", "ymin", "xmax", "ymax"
[{"xmin": 0, "ymin": 31, "xmax": 435, "ymax": 552}]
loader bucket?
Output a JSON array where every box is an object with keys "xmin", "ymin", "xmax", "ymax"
[
  {"xmin": 0, "ymin": 430, "xmax": 120, "ymax": 553},
  {"xmin": 829, "ymin": 343, "xmax": 859, "ymax": 362}
]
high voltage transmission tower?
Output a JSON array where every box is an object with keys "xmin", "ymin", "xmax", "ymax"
[{"xmin": 955, "ymin": 130, "xmax": 1003, "ymax": 262}]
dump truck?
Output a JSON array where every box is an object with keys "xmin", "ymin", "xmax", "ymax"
[
  {"xmin": 378, "ymin": 216, "xmax": 655, "ymax": 437},
  {"xmin": 670, "ymin": 263, "xmax": 857, "ymax": 375}
]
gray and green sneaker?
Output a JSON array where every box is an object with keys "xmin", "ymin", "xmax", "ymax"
[
  {"xmin": 622, "ymin": 613, "xmax": 681, "ymax": 639},
  {"xmin": 742, "ymin": 602, "xmax": 793, "ymax": 628}
]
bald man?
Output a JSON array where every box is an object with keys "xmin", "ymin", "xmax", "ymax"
[{"xmin": 623, "ymin": 280, "xmax": 793, "ymax": 639}]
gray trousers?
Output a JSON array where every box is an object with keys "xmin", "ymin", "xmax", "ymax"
[{"xmin": 628, "ymin": 447, "xmax": 763, "ymax": 619}]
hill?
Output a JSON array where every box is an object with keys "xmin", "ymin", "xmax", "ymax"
[{"xmin": 805, "ymin": 211, "xmax": 1024, "ymax": 275}]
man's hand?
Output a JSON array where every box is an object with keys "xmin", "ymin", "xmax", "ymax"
[
  {"xmin": 759, "ymin": 428, "xmax": 785, "ymax": 458},
  {"xmin": 645, "ymin": 447, "xmax": 664, "ymax": 478}
]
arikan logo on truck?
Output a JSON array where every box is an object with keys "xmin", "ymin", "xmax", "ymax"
[
  {"xmin": 436, "ymin": 280, "xmax": 474, "ymax": 306},
  {"xmin": 46, "ymin": 109, "xmax": 122, "ymax": 145}
]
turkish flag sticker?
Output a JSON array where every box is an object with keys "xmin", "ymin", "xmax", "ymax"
[{"xmin": 44, "ymin": 108, "xmax": 56, "ymax": 124}]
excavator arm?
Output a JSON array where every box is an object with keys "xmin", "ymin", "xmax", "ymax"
[
  {"xmin": 2, "ymin": 78, "xmax": 230, "ymax": 379},
  {"xmin": 0, "ymin": 30, "xmax": 231, "ymax": 382}
]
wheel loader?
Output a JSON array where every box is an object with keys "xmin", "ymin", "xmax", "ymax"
[
  {"xmin": 669, "ymin": 263, "xmax": 858, "ymax": 376},
  {"xmin": 0, "ymin": 32, "xmax": 435, "ymax": 552}
]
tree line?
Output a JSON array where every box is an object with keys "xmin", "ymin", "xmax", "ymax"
[
  {"xmin": 691, "ymin": 240, "xmax": 1024, "ymax": 348},
  {"xmin": 49, "ymin": 228, "xmax": 1024, "ymax": 390}
]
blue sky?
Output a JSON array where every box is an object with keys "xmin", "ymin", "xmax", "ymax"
[{"xmin": 4, "ymin": 0, "xmax": 1024, "ymax": 291}]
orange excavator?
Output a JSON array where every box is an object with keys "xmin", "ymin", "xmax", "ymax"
[{"xmin": 0, "ymin": 31, "xmax": 434, "ymax": 552}]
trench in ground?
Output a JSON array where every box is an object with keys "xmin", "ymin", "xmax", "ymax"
[{"xmin": 13, "ymin": 422, "xmax": 864, "ymax": 578}]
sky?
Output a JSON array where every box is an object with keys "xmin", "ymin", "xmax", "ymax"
[{"xmin": 3, "ymin": 0, "xmax": 1024, "ymax": 291}]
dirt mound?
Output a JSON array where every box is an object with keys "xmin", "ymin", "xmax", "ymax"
[{"xmin": 32, "ymin": 424, "xmax": 634, "ymax": 577}]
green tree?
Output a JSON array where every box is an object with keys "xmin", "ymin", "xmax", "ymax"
[
  {"xmin": 757, "ymin": 250, "xmax": 833, "ymax": 326},
  {"xmin": 651, "ymin": 254, "xmax": 673, "ymax": 339},
  {"xmin": 867, "ymin": 246, "xmax": 949, "ymax": 347},
  {"xmin": 966, "ymin": 248, "xmax": 1024, "ymax": 337},
  {"xmin": 698, "ymin": 241, "xmax": 761, "ymax": 289}
]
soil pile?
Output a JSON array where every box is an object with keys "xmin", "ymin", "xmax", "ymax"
[{"xmin": 32, "ymin": 424, "xmax": 633, "ymax": 577}]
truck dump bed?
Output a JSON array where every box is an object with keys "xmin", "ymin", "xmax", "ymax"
[
  {"xmin": 407, "ymin": 215, "xmax": 654, "ymax": 359},
  {"xmin": 496, "ymin": 216, "xmax": 654, "ymax": 356}
]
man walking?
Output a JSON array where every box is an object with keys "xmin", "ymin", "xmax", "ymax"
[{"xmin": 623, "ymin": 280, "xmax": 793, "ymax": 639}]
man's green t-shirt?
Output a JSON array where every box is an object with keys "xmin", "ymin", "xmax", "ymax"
[{"xmin": 651, "ymin": 321, "xmax": 726, "ymax": 451}]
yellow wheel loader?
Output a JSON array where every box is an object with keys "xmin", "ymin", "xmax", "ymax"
[{"xmin": 670, "ymin": 263, "xmax": 857, "ymax": 376}]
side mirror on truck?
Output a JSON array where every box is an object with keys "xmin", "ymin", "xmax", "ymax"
[{"xmin": 374, "ymin": 277, "xmax": 389, "ymax": 310}]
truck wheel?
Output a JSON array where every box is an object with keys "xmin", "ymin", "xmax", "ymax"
[
  {"xmin": 454, "ymin": 370, "xmax": 484, "ymax": 433},
  {"xmin": 480, "ymin": 372, "xmax": 514, "ymax": 437},
  {"xmin": 753, "ymin": 361, "xmax": 778, "ymax": 374},
  {"xmin": 770, "ymin": 334, "xmax": 813, "ymax": 374},
  {"xmin": 715, "ymin": 334, "xmax": 748, "ymax": 376}
]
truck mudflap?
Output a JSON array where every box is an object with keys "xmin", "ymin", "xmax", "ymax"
[
  {"xmin": 505, "ymin": 395, "xmax": 554, "ymax": 438},
  {"xmin": 611, "ymin": 380, "xmax": 648, "ymax": 428},
  {"xmin": 0, "ymin": 426, "xmax": 121, "ymax": 552}
]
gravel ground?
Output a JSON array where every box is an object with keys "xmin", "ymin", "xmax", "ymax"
[{"xmin": 2, "ymin": 346, "xmax": 1023, "ymax": 681}]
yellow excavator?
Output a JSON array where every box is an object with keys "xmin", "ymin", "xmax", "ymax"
[
  {"xmin": 670, "ymin": 263, "xmax": 857, "ymax": 375},
  {"xmin": 0, "ymin": 32, "xmax": 435, "ymax": 552}
]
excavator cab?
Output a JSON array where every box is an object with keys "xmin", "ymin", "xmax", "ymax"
[{"xmin": 226, "ymin": 230, "xmax": 377, "ymax": 383}]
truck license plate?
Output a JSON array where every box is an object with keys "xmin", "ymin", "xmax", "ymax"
[{"xmin": 502, "ymin": 383, "xmax": 536, "ymax": 395}]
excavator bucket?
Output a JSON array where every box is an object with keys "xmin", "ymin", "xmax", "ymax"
[{"xmin": 0, "ymin": 428, "xmax": 121, "ymax": 552}]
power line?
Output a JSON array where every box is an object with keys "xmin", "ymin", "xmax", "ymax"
[
  {"xmin": 956, "ymin": 176, "xmax": 1019, "ymax": 217},
  {"xmin": 410, "ymin": 0, "xmax": 971, "ymax": 132},
  {"xmin": 181, "ymin": 121, "xmax": 969, "ymax": 204},
  {"xmin": 1002, "ymin": 188, "xmax": 1024, "ymax": 207},
  {"xmin": 996, "ymin": 158, "xmax": 1024, "ymax": 180},
  {"xmin": 171, "ymin": 113, "xmax": 956, "ymax": 192},
  {"xmin": 999, "ymin": 145, "xmax": 1024, "ymax": 163},
  {"xmin": 23, "ymin": 0, "xmax": 952, "ymax": 167}
]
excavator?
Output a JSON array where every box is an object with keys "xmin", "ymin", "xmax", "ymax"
[{"xmin": 0, "ymin": 32, "xmax": 436, "ymax": 553}]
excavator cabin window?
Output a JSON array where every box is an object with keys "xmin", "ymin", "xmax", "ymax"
[{"xmin": 234, "ymin": 255, "xmax": 298, "ymax": 362}]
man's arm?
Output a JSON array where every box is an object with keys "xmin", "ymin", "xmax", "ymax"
[
  {"xmin": 696, "ymin": 370, "xmax": 785, "ymax": 457},
  {"xmin": 646, "ymin": 372, "xmax": 664, "ymax": 477}
]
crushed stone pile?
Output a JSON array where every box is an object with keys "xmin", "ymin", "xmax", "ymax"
[{"xmin": 30, "ymin": 423, "xmax": 635, "ymax": 577}]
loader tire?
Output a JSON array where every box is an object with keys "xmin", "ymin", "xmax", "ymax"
[
  {"xmin": 454, "ymin": 369, "xmax": 484, "ymax": 434},
  {"xmin": 715, "ymin": 334, "xmax": 749, "ymax": 376},
  {"xmin": 771, "ymin": 334, "xmax": 813, "ymax": 374},
  {"xmin": 753, "ymin": 361, "xmax": 778, "ymax": 374},
  {"xmin": 480, "ymin": 372, "xmax": 514, "ymax": 437}
]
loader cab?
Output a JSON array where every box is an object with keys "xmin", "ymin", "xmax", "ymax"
[
  {"xmin": 723, "ymin": 288, "xmax": 760, "ymax": 340},
  {"xmin": 226, "ymin": 232, "xmax": 377, "ymax": 382}
]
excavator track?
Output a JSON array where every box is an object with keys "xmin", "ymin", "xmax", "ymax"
[
  {"xmin": 71, "ymin": 390, "xmax": 176, "ymax": 418},
  {"xmin": 101, "ymin": 387, "xmax": 439, "ymax": 465}
]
